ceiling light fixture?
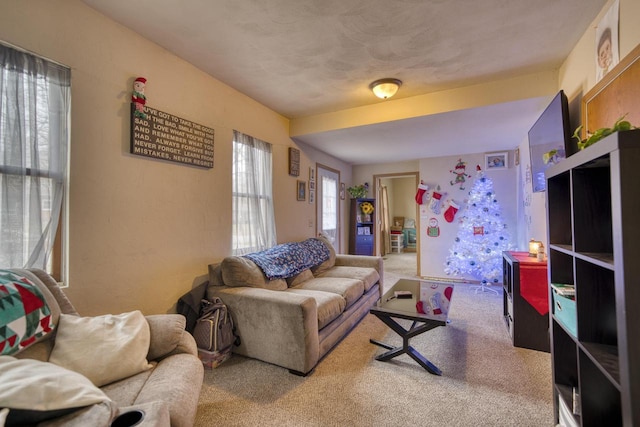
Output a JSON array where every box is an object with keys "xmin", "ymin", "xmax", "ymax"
[{"xmin": 369, "ymin": 78, "xmax": 402, "ymax": 99}]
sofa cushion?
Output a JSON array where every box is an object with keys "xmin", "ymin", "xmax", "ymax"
[
  {"xmin": 207, "ymin": 263, "xmax": 224, "ymax": 287},
  {"xmin": 316, "ymin": 266, "xmax": 380, "ymax": 292},
  {"xmin": 145, "ymin": 314, "xmax": 188, "ymax": 361},
  {"xmin": 291, "ymin": 277, "xmax": 364, "ymax": 308},
  {"xmin": 310, "ymin": 234, "xmax": 336, "ymax": 276},
  {"xmin": 286, "ymin": 269, "xmax": 314, "ymax": 288},
  {"xmin": 0, "ymin": 270, "xmax": 55, "ymax": 356},
  {"xmin": 285, "ymin": 289, "xmax": 346, "ymax": 329},
  {"xmin": 221, "ymin": 256, "xmax": 287, "ymax": 290},
  {"xmin": 0, "ymin": 356, "xmax": 111, "ymax": 425},
  {"xmin": 49, "ymin": 311, "xmax": 153, "ymax": 387}
]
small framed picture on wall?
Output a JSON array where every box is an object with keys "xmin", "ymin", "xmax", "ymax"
[
  {"xmin": 340, "ymin": 182, "xmax": 345, "ymax": 200},
  {"xmin": 485, "ymin": 152, "xmax": 508, "ymax": 170},
  {"xmin": 297, "ymin": 180, "xmax": 306, "ymax": 201}
]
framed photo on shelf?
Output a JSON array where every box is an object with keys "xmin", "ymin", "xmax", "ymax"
[
  {"xmin": 297, "ymin": 180, "xmax": 306, "ymax": 201},
  {"xmin": 485, "ymin": 152, "xmax": 508, "ymax": 170}
]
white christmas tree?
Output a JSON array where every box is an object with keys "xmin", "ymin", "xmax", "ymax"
[{"xmin": 444, "ymin": 166, "xmax": 512, "ymax": 292}]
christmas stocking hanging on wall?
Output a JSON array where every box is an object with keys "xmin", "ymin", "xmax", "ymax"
[
  {"xmin": 443, "ymin": 200, "xmax": 460, "ymax": 223},
  {"xmin": 429, "ymin": 191, "xmax": 442, "ymax": 214},
  {"xmin": 415, "ymin": 182, "xmax": 429, "ymax": 205}
]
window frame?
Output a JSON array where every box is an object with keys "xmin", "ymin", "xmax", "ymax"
[
  {"xmin": 0, "ymin": 43, "xmax": 70, "ymax": 282},
  {"xmin": 231, "ymin": 130, "xmax": 276, "ymax": 255}
]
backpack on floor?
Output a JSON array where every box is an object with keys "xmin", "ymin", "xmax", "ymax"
[{"xmin": 193, "ymin": 297, "xmax": 240, "ymax": 368}]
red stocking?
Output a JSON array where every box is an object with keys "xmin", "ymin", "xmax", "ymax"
[
  {"xmin": 415, "ymin": 183, "xmax": 429, "ymax": 204},
  {"xmin": 444, "ymin": 200, "xmax": 460, "ymax": 223}
]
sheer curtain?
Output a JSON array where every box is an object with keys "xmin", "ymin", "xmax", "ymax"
[
  {"xmin": 0, "ymin": 44, "xmax": 70, "ymax": 269},
  {"xmin": 232, "ymin": 130, "xmax": 276, "ymax": 255},
  {"xmin": 320, "ymin": 174, "xmax": 338, "ymax": 245}
]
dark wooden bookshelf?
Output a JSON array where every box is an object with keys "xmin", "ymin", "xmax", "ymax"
[{"xmin": 545, "ymin": 130, "xmax": 640, "ymax": 426}]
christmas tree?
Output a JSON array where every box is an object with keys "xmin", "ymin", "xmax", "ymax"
[{"xmin": 444, "ymin": 166, "xmax": 512, "ymax": 290}]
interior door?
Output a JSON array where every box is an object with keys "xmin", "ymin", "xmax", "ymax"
[{"xmin": 316, "ymin": 164, "xmax": 341, "ymax": 253}]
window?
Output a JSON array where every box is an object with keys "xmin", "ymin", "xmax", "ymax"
[
  {"xmin": 232, "ymin": 130, "xmax": 276, "ymax": 255},
  {"xmin": 0, "ymin": 44, "xmax": 70, "ymax": 280}
]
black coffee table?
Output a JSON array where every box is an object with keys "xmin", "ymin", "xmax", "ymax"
[{"xmin": 369, "ymin": 279, "xmax": 454, "ymax": 375}]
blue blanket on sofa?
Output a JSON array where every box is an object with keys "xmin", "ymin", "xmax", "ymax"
[{"xmin": 244, "ymin": 238, "xmax": 330, "ymax": 280}]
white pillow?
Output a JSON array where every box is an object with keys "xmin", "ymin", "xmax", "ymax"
[
  {"xmin": 0, "ymin": 356, "xmax": 110, "ymax": 412},
  {"xmin": 49, "ymin": 311, "xmax": 153, "ymax": 387}
]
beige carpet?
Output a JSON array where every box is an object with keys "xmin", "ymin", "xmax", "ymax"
[
  {"xmin": 194, "ymin": 257, "xmax": 553, "ymax": 426},
  {"xmin": 381, "ymin": 252, "xmax": 418, "ymax": 278}
]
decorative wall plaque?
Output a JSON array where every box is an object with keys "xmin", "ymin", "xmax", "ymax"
[
  {"xmin": 289, "ymin": 147, "xmax": 300, "ymax": 176},
  {"xmin": 130, "ymin": 104, "xmax": 214, "ymax": 168}
]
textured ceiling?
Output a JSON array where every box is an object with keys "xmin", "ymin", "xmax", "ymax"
[{"xmin": 82, "ymin": 0, "xmax": 607, "ymax": 163}]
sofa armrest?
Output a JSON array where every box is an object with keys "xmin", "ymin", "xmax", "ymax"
[
  {"xmin": 145, "ymin": 314, "xmax": 197, "ymax": 361},
  {"xmin": 335, "ymin": 255, "xmax": 384, "ymax": 294},
  {"xmin": 208, "ymin": 286, "xmax": 319, "ymax": 374}
]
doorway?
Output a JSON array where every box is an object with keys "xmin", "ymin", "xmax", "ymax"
[
  {"xmin": 374, "ymin": 172, "xmax": 420, "ymax": 276},
  {"xmin": 316, "ymin": 164, "xmax": 341, "ymax": 253}
]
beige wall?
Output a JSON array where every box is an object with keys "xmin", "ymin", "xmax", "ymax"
[
  {"xmin": 418, "ymin": 153, "xmax": 517, "ymax": 281},
  {"xmin": 518, "ymin": 0, "xmax": 640, "ymax": 252},
  {"xmin": 0, "ymin": 0, "xmax": 350, "ymax": 316},
  {"xmin": 355, "ymin": 155, "xmax": 517, "ymax": 281},
  {"xmin": 3, "ymin": 0, "xmax": 638, "ymax": 313},
  {"xmin": 378, "ymin": 176, "xmax": 415, "ymax": 223},
  {"xmin": 391, "ymin": 178, "xmax": 417, "ymax": 221}
]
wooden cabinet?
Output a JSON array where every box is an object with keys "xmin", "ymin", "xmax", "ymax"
[
  {"xmin": 502, "ymin": 251, "xmax": 550, "ymax": 352},
  {"xmin": 545, "ymin": 130, "xmax": 640, "ymax": 426},
  {"xmin": 348, "ymin": 198, "xmax": 376, "ymax": 256}
]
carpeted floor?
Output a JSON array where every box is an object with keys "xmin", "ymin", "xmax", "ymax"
[
  {"xmin": 194, "ymin": 256, "xmax": 553, "ymax": 426},
  {"xmin": 381, "ymin": 252, "xmax": 418, "ymax": 278}
]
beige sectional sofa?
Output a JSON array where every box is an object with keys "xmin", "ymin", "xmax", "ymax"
[
  {"xmin": 206, "ymin": 237, "xmax": 383, "ymax": 375},
  {"xmin": 1, "ymin": 268, "xmax": 203, "ymax": 427}
]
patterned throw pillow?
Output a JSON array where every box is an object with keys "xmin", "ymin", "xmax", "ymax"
[{"xmin": 0, "ymin": 270, "xmax": 54, "ymax": 355}]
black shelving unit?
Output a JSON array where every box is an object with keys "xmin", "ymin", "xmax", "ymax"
[
  {"xmin": 348, "ymin": 198, "xmax": 376, "ymax": 256},
  {"xmin": 502, "ymin": 251, "xmax": 550, "ymax": 352},
  {"xmin": 545, "ymin": 130, "xmax": 640, "ymax": 426}
]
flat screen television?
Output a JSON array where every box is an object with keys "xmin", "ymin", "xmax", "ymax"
[{"xmin": 528, "ymin": 90, "xmax": 572, "ymax": 192}]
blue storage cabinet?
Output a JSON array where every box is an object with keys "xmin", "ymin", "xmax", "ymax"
[{"xmin": 348, "ymin": 198, "xmax": 375, "ymax": 256}]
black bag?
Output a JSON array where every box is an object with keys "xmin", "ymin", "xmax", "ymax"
[{"xmin": 193, "ymin": 298, "xmax": 240, "ymax": 353}]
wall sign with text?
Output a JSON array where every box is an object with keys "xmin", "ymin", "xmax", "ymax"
[{"xmin": 130, "ymin": 104, "xmax": 214, "ymax": 169}]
